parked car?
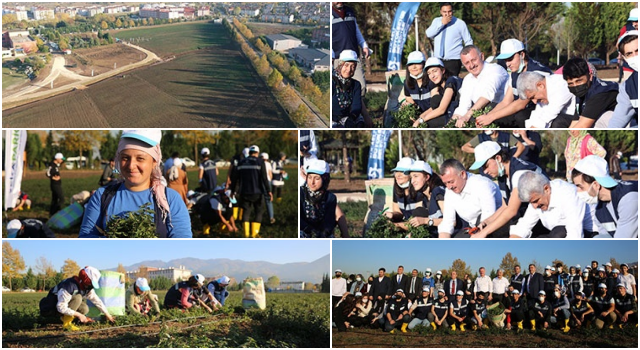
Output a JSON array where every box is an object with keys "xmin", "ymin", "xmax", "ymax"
[
  {"xmin": 610, "ymin": 58, "xmax": 619, "ymax": 64},
  {"xmin": 2, "ymin": 286, "xmax": 11, "ymax": 292},
  {"xmin": 181, "ymin": 157, "xmax": 196, "ymax": 167},
  {"xmin": 212, "ymin": 159, "xmax": 230, "ymax": 167},
  {"xmin": 621, "ymin": 155, "xmax": 638, "ymax": 171},
  {"xmin": 286, "ymin": 157, "xmax": 298, "ymax": 165},
  {"xmin": 20, "ymin": 287, "xmax": 36, "ymax": 293},
  {"xmin": 587, "ymin": 58, "xmax": 606, "ymax": 66}
]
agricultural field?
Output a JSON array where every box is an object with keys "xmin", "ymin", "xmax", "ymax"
[
  {"xmin": 332, "ymin": 323, "xmax": 638, "ymax": 348},
  {"xmin": 3, "ymin": 21, "xmax": 294, "ymax": 128},
  {"xmin": 2, "ymin": 291, "xmax": 329, "ymax": 348},
  {"xmin": 2, "ymin": 67, "xmax": 29, "ymax": 90},
  {"xmin": 2, "ymin": 166, "xmax": 299, "ymax": 238},
  {"xmin": 65, "ymin": 44, "xmax": 145, "ymax": 76}
]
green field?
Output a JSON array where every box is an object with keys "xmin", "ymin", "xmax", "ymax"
[
  {"xmin": 2, "ymin": 291, "xmax": 329, "ymax": 348},
  {"xmin": 2, "ymin": 166, "xmax": 298, "ymax": 238},
  {"xmin": 3, "ymin": 21, "xmax": 293, "ymax": 128},
  {"xmin": 2, "ymin": 66, "xmax": 28, "ymax": 90}
]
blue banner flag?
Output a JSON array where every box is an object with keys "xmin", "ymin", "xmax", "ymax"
[
  {"xmin": 367, "ymin": 130, "xmax": 392, "ymax": 179},
  {"xmin": 387, "ymin": 2, "xmax": 421, "ymax": 71}
]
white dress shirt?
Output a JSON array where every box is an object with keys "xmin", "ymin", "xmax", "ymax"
[
  {"xmin": 332, "ymin": 277, "xmax": 347, "ymax": 297},
  {"xmin": 453, "ymin": 62, "xmax": 509, "ymax": 116},
  {"xmin": 510, "ymin": 180, "xmax": 589, "ymax": 238},
  {"xmin": 526, "ymin": 74, "xmax": 576, "ymax": 128},
  {"xmin": 492, "ymin": 276, "xmax": 510, "ymax": 295},
  {"xmin": 474, "ymin": 275, "xmax": 493, "ymax": 294},
  {"xmin": 439, "ymin": 173, "xmax": 503, "ymax": 234}
]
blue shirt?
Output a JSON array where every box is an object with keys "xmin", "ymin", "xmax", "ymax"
[
  {"xmin": 426, "ymin": 17, "xmax": 473, "ymax": 60},
  {"xmin": 79, "ymin": 183, "xmax": 192, "ymax": 238}
]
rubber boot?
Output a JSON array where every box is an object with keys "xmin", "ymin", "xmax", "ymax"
[
  {"xmin": 517, "ymin": 321, "xmax": 523, "ymax": 330},
  {"xmin": 430, "ymin": 322, "xmax": 436, "ymax": 330},
  {"xmin": 233, "ymin": 207, "xmax": 239, "ymax": 220},
  {"xmin": 390, "ymin": 329, "xmax": 395, "ymax": 334},
  {"xmin": 276, "ymin": 197, "xmax": 282, "ymax": 203},
  {"xmin": 203, "ymin": 224, "xmax": 210, "ymax": 235},
  {"xmin": 472, "ymin": 324, "xmax": 477, "ymax": 331},
  {"xmin": 563, "ymin": 319, "xmax": 570, "ymax": 333},
  {"xmin": 61, "ymin": 315, "xmax": 79, "ymax": 331},
  {"xmin": 251, "ymin": 222, "xmax": 261, "ymax": 238},
  {"xmin": 451, "ymin": 324, "xmax": 456, "ymax": 331},
  {"xmin": 239, "ymin": 208, "xmax": 244, "ymax": 221},
  {"xmin": 531, "ymin": 319, "xmax": 536, "ymax": 331},
  {"xmin": 460, "ymin": 323, "xmax": 465, "ymax": 332},
  {"xmin": 244, "ymin": 222, "xmax": 250, "ymax": 238},
  {"xmin": 401, "ymin": 323, "xmax": 408, "ymax": 333}
]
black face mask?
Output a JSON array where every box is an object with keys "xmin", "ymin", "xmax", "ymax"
[{"xmin": 568, "ymin": 82, "xmax": 589, "ymax": 98}]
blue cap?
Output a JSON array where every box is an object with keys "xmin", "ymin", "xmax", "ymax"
[{"xmin": 121, "ymin": 130, "xmax": 162, "ymax": 147}]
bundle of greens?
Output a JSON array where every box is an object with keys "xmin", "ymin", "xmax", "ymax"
[
  {"xmin": 367, "ymin": 215, "xmax": 431, "ymax": 238},
  {"xmin": 391, "ymin": 103, "xmax": 421, "ymax": 128},
  {"xmin": 104, "ymin": 203, "xmax": 157, "ymax": 238},
  {"xmin": 443, "ymin": 106, "xmax": 499, "ymax": 128}
]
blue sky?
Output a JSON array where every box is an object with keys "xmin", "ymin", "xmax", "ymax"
[
  {"xmin": 6, "ymin": 240, "xmax": 329, "ymax": 271},
  {"xmin": 333, "ymin": 240, "xmax": 638, "ymax": 276}
]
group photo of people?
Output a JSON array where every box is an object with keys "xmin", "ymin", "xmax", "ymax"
[
  {"xmin": 298, "ymin": 129, "xmax": 637, "ymax": 239},
  {"xmin": 331, "ymin": 240, "xmax": 638, "ymax": 348},
  {"xmin": 3, "ymin": 130, "xmax": 298, "ymax": 238},
  {"xmin": 331, "ymin": 2, "xmax": 638, "ymax": 128}
]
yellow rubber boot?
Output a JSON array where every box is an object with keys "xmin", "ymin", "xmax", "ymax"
[
  {"xmin": 61, "ymin": 315, "xmax": 79, "ymax": 331},
  {"xmin": 390, "ymin": 329, "xmax": 395, "ymax": 334},
  {"xmin": 401, "ymin": 323, "xmax": 408, "ymax": 333},
  {"xmin": 517, "ymin": 321, "xmax": 523, "ymax": 330},
  {"xmin": 563, "ymin": 319, "xmax": 570, "ymax": 333},
  {"xmin": 460, "ymin": 323, "xmax": 465, "ymax": 332},
  {"xmin": 233, "ymin": 207, "xmax": 239, "ymax": 220},
  {"xmin": 472, "ymin": 324, "xmax": 477, "ymax": 331},
  {"xmin": 531, "ymin": 320, "xmax": 536, "ymax": 331},
  {"xmin": 239, "ymin": 208, "xmax": 244, "ymax": 221},
  {"xmin": 276, "ymin": 197, "xmax": 282, "ymax": 203},
  {"xmin": 202, "ymin": 224, "xmax": 210, "ymax": 235},
  {"xmin": 451, "ymin": 324, "xmax": 456, "ymax": 331},
  {"xmin": 430, "ymin": 322, "xmax": 436, "ymax": 330},
  {"xmin": 251, "ymin": 222, "xmax": 261, "ymax": 238},
  {"xmin": 244, "ymin": 222, "xmax": 251, "ymax": 238}
]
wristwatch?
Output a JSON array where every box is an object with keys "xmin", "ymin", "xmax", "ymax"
[{"xmin": 427, "ymin": 219, "xmax": 434, "ymax": 227}]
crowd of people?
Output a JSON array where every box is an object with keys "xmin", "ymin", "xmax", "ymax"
[
  {"xmin": 38, "ymin": 266, "xmax": 231, "ymax": 331},
  {"xmin": 332, "ymin": 2, "xmax": 638, "ymax": 128},
  {"xmin": 332, "ymin": 261, "xmax": 638, "ymax": 333},
  {"xmin": 299, "ymin": 130, "xmax": 637, "ymax": 239},
  {"xmin": 7, "ymin": 130, "xmax": 288, "ymax": 239}
]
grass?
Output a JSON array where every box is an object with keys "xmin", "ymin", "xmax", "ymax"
[
  {"xmin": 336, "ymin": 201, "xmax": 368, "ymax": 237},
  {"xmin": 2, "ymin": 165, "xmax": 298, "ymax": 238},
  {"xmin": 2, "ymin": 66, "xmax": 28, "ymax": 89}
]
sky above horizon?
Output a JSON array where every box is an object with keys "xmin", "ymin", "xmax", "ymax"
[
  {"xmin": 6, "ymin": 240, "xmax": 329, "ymax": 271},
  {"xmin": 333, "ymin": 240, "xmax": 638, "ymax": 276}
]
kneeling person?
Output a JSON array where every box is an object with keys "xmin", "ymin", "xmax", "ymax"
[
  {"xmin": 529, "ymin": 291, "xmax": 551, "ymax": 330},
  {"xmin": 385, "ymin": 289, "xmax": 410, "ymax": 333},
  {"xmin": 408, "ymin": 287, "xmax": 433, "ymax": 330},
  {"xmin": 126, "ymin": 277, "xmax": 160, "ymax": 316},
  {"xmin": 448, "ymin": 290, "xmax": 468, "ymax": 331},
  {"xmin": 207, "ymin": 276, "xmax": 231, "ymax": 306}
]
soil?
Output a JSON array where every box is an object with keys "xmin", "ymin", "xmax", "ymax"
[
  {"xmin": 246, "ymin": 22, "xmax": 305, "ymax": 36},
  {"xmin": 65, "ymin": 44, "xmax": 145, "ymax": 77}
]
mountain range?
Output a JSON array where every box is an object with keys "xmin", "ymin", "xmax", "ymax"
[{"xmin": 111, "ymin": 254, "xmax": 330, "ymax": 283}]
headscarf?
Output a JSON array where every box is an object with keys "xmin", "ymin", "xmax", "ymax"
[
  {"xmin": 302, "ymin": 172, "xmax": 331, "ymax": 224},
  {"xmin": 115, "ymin": 137, "xmax": 170, "ymax": 225},
  {"xmin": 567, "ymin": 130, "xmax": 589, "ymax": 158},
  {"xmin": 333, "ymin": 63, "xmax": 354, "ymax": 112}
]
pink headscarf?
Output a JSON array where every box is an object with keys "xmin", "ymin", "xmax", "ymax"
[{"xmin": 115, "ymin": 137, "xmax": 170, "ymax": 224}]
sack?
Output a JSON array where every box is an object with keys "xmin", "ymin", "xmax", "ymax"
[
  {"xmin": 87, "ymin": 270, "xmax": 126, "ymax": 318},
  {"xmin": 242, "ymin": 277, "xmax": 266, "ymax": 310},
  {"xmin": 46, "ymin": 202, "xmax": 84, "ymax": 230}
]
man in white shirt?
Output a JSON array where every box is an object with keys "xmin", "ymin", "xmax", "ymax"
[
  {"xmin": 512, "ymin": 171, "xmax": 592, "ymax": 238},
  {"xmin": 452, "ymin": 45, "xmax": 509, "ymax": 127},
  {"xmin": 438, "ymin": 159, "xmax": 504, "ymax": 238},
  {"xmin": 332, "ymin": 269, "xmax": 347, "ymax": 308},
  {"xmin": 474, "ymin": 267, "xmax": 493, "ymax": 301},
  {"xmin": 516, "ymin": 71, "xmax": 576, "ymax": 128},
  {"xmin": 492, "ymin": 269, "xmax": 510, "ymax": 306}
]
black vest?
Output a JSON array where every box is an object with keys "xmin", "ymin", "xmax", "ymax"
[
  {"xmin": 331, "ymin": 6, "xmax": 359, "ymax": 56},
  {"xmin": 625, "ymin": 71, "xmax": 638, "ymax": 121},
  {"xmin": 595, "ymin": 181, "xmax": 638, "ymax": 236}
]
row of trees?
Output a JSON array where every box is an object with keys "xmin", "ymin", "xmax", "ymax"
[
  {"xmin": 6, "ymin": 54, "xmax": 51, "ymax": 78},
  {"xmin": 350, "ymin": 2, "xmax": 635, "ymax": 70}
]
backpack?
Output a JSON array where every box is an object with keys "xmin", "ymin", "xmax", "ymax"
[{"xmin": 96, "ymin": 183, "xmax": 168, "ymax": 237}]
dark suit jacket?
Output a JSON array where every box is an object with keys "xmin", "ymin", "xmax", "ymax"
[
  {"xmin": 405, "ymin": 276, "xmax": 424, "ymax": 300},
  {"xmin": 371, "ymin": 276, "xmax": 392, "ymax": 300},
  {"xmin": 391, "ymin": 273, "xmax": 409, "ymax": 294},
  {"xmin": 523, "ymin": 272, "xmax": 544, "ymax": 299},
  {"xmin": 444, "ymin": 278, "xmax": 465, "ymax": 299}
]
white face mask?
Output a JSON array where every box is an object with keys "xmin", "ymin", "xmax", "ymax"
[
  {"xmin": 426, "ymin": 272, "xmax": 431, "ymax": 276},
  {"xmin": 546, "ymin": 271, "xmax": 551, "ymax": 276},
  {"xmin": 627, "ymin": 56, "xmax": 638, "ymax": 72},
  {"xmin": 484, "ymin": 130, "xmax": 494, "ymax": 135},
  {"xmin": 363, "ymin": 298, "xmax": 368, "ymax": 303},
  {"xmin": 555, "ymin": 291, "xmax": 561, "ymax": 298},
  {"xmin": 539, "ymin": 296, "xmax": 545, "ymax": 302},
  {"xmin": 496, "ymin": 159, "xmax": 505, "ymax": 177},
  {"xmin": 583, "ymin": 272, "xmax": 589, "ymax": 277},
  {"xmin": 409, "ymin": 70, "xmax": 425, "ymax": 80},
  {"xmin": 356, "ymin": 277, "xmax": 362, "ymax": 282},
  {"xmin": 577, "ymin": 183, "xmax": 599, "ymax": 205},
  {"xmin": 398, "ymin": 180, "xmax": 411, "ymax": 189}
]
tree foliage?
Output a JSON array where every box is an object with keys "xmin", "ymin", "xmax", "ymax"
[
  {"xmin": 35, "ymin": 256, "xmax": 57, "ymax": 291},
  {"xmin": 61, "ymin": 259, "xmax": 81, "ymax": 279},
  {"xmin": 499, "ymin": 252, "xmax": 521, "ymax": 279},
  {"xmin": 2, "ymin": 242, "xmax": 25, "ymax": 290},
  {"xmin": 266, "ymin": 275, "xmax": 281, "ymax": 289},
  {"xmin": 449, "ymin": 259, "xmax": 472, "ymax": 279},
  {"xmin": 149, "ymin": 276, "xmax": 173, "ymax": 290}
]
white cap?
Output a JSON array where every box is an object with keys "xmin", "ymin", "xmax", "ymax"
[
  {"xmin": 598, "ymin": 267, "xmax": 606, "ymax": 272},
  {"xmin": 617, "ymin": 283, "xmax": 626, "ymax": 288},
  {"xmin": 121, "ymin": 130, "xmax": 162, "ymax": 146},
  {"xmin": 355, "ymin": 292, "xmax": 363, "ymax": 297},
  {"xmin": 422, "ymin": 286, "xmax": 430, "ymax": 292},
  {"xmin": 407, "ymin": 51, "xmax": 426, "ymax": 65},
  {"xmin": 426, "ymin": 268, "xmax": 432, "ymax": 272},
  {"xmin": 551, "ymin": 267, "xmax": 556, "ymax": 271},
  {"xmin": 545, "ymin": 265, "xmax": 551, "ymax": 270},
  {"xmin": 391, "ymin": 157, "xmax": 414, "ymax": 172},
  {"xmin": 470, "ymin": 141, "xmax": 501, "ymax": 170},
  {"xmin": 576, "ymin": 264, "xmax": 581, "ymax": 269},
  {"xmin": 612, "ymin": 269, "xmax": 620, "ymax": 274},
  {"xmin": 538, "ymin": 290, "xmax": 546, "ymax": 295},
  {"xmin": 617, "ymin": 151, "xmax": 623, "ymax": 157},
  {"xmin": 335, "ymin": 269, "xmax": 342, "ymax": 273},
  {"xmin": 436, "ymin": 270, "xmax": 442, "ymax": 275},
  {"xmin": 261, "ymin": 152, "xmax": 269, "ymax": 160},
  {"xmin": 83, "ymin": 266, "xmax": 101, "ymax": 289},
  {"xmin": 194, "ymin": 274, "xmax": 206, "ymax": 286},
  {"xmin": 218, "ymin": 275, "xmax": 230, "ymax": 285},
  {"xmin": 425, "ymin": 57, "xmax": 445, "ymax": 69},
  {"xmin": 604, "ymin": 262, "xmax": 612, "ymax": 267},
  {"xmin": 437, "ymin": 289, "xmax": 445, "ymax": 294},
  {"xmin": 628, "ymin": 8, "xmax": 638, "ymax": 21},
  {"xmin": 339, "ymin": 49, "xmax": 358, "ymax": 62},
  {"xmin": 201, "ymin": 147, "xmax": 210, "ymax": 155},
  {"xmin": 396, "ymin": 288, "xmax": 405, "ymax": 293},
  {"xmin": 512, "ymin": 289, "xmax": 521, "ymax": 295},
  {"xmin": 305, "ymin": 159, "xmax": 329, "ymax": 175},
  {"xmin": 598, "ymin": 283, "xmax": 607, "ymax": 289},
  {"xmin": 619, "ymin": 30, "xmax": 639, "ymax": 48},
  {"xmin": 242, "ymin": 148, "xmax": 250, "ymax": 158},
  {"xmin": 574, "ymin": 155, "xmax": 618, "ymax": 188},
  {"xmin": 583, "ymin": 268, "xmax": 589, "ymax": 273},
  {"xmin": 135, "ymin": 277, "xmax": 150, "ymax": 291},
  {"xmin": 496, "ymin": 38, "xmax": 525, "ymax": 60},
  {"xmin": 6, "ymin": 219, "xmax": 22, "ymax": 238},
  {"xmin": 409, "ymin": 160, "xmax": 433, "ymax": 175},
  {"xmin": 187, "ymin": 190, "xmax": 195, "ymax": 197},
  {"xmin": 54, "ymin": 152, "xmax": 65, "ymax": 160},
  {"xmin": 456, "ymin": 290, "xmax": 464, "ymax": 296},
  {"xmin": 249, "ymin": 145, "xmax": 260, "ymax": 154}
]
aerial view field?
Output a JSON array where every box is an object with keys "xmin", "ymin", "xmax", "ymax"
[{"xmin": 3, "ymin": 21, "xmax": 293, "ymax": 128}]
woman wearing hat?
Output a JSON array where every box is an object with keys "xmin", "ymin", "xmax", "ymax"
[
  {"xmin": 126, "ymin": 277, "xmax": 160, "ymax": 316},
  {"xmin": 406, "ymin": 160, "xmax": 446, "ymax": 237},
  {"xmin": 300, "ymin": 159, "xmax": 348, "ymax": 238},
  {"xmin": 402, "ymin": 51, "xmax": 431, "ymax": 118},
  {"xmin": 333, "ymin": 50, "xmax": 369, "ymax": 128},
  {"xmin": 39, "ymin": 266, "xmax": 115, "ymax": 331},
  {"xmin": 384, "ymin": 157, "xmax": 420, "ymax": 225},
  {"xmin": 79, "ymin": 130, "xmax": 191, "ymax": 238},
  {"xmin": 412, "ymin": 57, "xmax": 462, "ymax": 127},
  {"xmin": 164, "ymin": 274, "xmax": 208, "ymax": 311},
  {"xmin": 206, "ymin": 276, "xmax": 231, "ymax": 306}
]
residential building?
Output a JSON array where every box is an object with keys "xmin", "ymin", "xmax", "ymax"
[
  {"xmin": 126, "ymin": 265, "xmax": 192, "ymax": 283},
  {"xmin": 265, "ymin": 34, "xmax": 302, "ymax": 51},
  {"xmin": 288, "ymin": 47, "xmax": 330, "ymax": 73}
]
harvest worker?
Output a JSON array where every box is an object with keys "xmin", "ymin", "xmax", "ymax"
[
  {"xmin": 332, "ymin": 50, "xmax": 366, "ymax": 127},
  {"xmin": 230, "ymin": 145, "xmax": 272, "ymax": 238},
  {"xmin": 385, "ymin": 289, "xmax": 410, "ymax": 333},
  {"xmin": 6, "ymin": 218, "xmax": 56, "ymax": 238},
  {"xmin": 299, "ymin": 159, "xmax": 349, "ymax": 238},
  {"xmin": 402, "ymin": 51, "xmax": 432, "ymax": 116},
  {"xmin": 39, "ymin": 266, "xmax": 115, "ymax": 331},
  {"xmin": 451, "ymin": 45, "xmax": 509, "ymax": 127},
  {"xmin": 79, "ymin": 130, "xmax": 192, "ymax": 238},
  {"xmin": 437, "ymin": 159, "xmax": 504, "ymax": 238},
  {"xmin": 199, "ymin": 147, "xmax": 219, "ymax": 193},
  {"xmin": 126, "ymin": 277, "xmax": 160, "ymax": 316},
  {"xmin": 47, "ymin": 152, "xmax": 65, "ymax": 216},
  {"xmin": 571, "ymin": 155, "xmax": 638, "ymax": 238},
  {"xmin": 510, "ymin": 171, "xmax": 592, "ymax": 239},
  {"xmin": 207, "ymin": 276, "xmax": 231, "ymax": 306},
  {"xmin": 164, "ymin": 274, "xmax": 207, "ymax": 311},
  {"xmin": 99, "ymin": 158, "xmax": 117, "ymax": 187}
]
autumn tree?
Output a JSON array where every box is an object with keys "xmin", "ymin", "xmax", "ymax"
[
  {"xmin": 2, "ymin": 242, "xmax": 25, "ymax": 290},
  {"xmin": 551, "ymin": 259, "xmax": 568, "ymax": 274},
  {"xmin": 136, "ymin": 265, "xmax": 149, "ymax": 279},
  {"xmin": 117, "ymin": 263, "xmax": 128, "ymax": 284},
  {"xmin": 267, "ymin": 69, "xmax": 283, "ymax": 89},
  {"xmin": 499, "ymin": 252, "xmax": 521, "ymax": 279},
  {"xmin": 608, "ymin": 257, "xmax": 621, "ymax": 271},
  {"xmin": 61, "ymin": 258, "xmax": 81, "ymax": 278},
  {"xmin": 59, "ymin": 131, "xmax": 106, "ymax": 168},
  {"xmin": 266, "ymin": 275, "xmax": 280, "ymax": 289},
  {"xmin": 115, "ymin": 18, "xmax": 123, "ymax": 28},
  {"xmin": 288, "ymin": 65, "xmax": 301, "ymax": 82},
  {"xmin": 35, "ymin": 256, "xmax": 57, "ymax": 291},
  {"xmin": 174, "ymin": 131, "xmax": 218, "ymax": 163},
  {"xmin": 101, "ymin": 20, "xmax": 108, "ymax": 29},
  {"xmin": 449, "ymin": 258, "xmax": 473, "ymax": 279}
]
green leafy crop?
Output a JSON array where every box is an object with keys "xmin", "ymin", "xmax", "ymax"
[{"xmin": 104, "ymin": 203, "xmax": 157, "ymax": 238}]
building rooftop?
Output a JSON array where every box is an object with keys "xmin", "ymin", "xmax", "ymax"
[
  {"xmin": 289, "ymin": 47, "xmax": 329, "ymax": 62},
  {"xmin": 266, "ymin": 34, "xmax": 300, "ymax": 42}
]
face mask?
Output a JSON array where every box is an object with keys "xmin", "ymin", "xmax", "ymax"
[
  {"xmin": 398, "ymin": 180, "xmax": 411, "ymax": 189},
  {"xmin": 363, "ymin": 298, "xmax": 368, "ymax": 303},
  {"xmin": 546, "ymin": 271, "xmax": 551, "ymax": 276},
  {"xmin": 426, "ymin": 272, "xmax": 431, "ymax": 276},
  {"xmin": 555, "ymin": 291, "xmax": 561, "ymax": 298},
  {"xmin": 568, "ymin": 83, "xmax": 589, "ymax": 98},
  {"xmin": 583, "ymin": 272, "xmax": 589, "ymax": 277},
  {"xmin": 627, "ymin": 56, "xmax": 638, "ymax": 72},
  {"xmin": 356, "ymin": 277, "xmax": 362, "ymax": 282},
  {"xmin": 512, "ymin": 132, "xmax": 520, "ymax": 138},
  {"xmin": 577, "ymin": 183, "xmax": 599, "ymax": 205},
  {"xmin": 336, "ymin": 274, "xmax": 342, "ymax": 278},
  {"xmin": 496, "ymin": 159, "xmax": 505, "ymax": 177},
  {"xmin": 438, "ymin": 294, "xmax": 445, "ymax": 299},
  {"xmin": 516, "ymin": 54, "xmax": 526, "ymax": 73},
  {"xmin": 409, "ymin": 69, "xmax": 425, "ymax": 80},
  {"xmin": 484, "ymin": 130, "xmax": 493, "ymax": 135},
  {"xmin": 539, "ymin": 297, "xmax": 545, "ymax": 302}
]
